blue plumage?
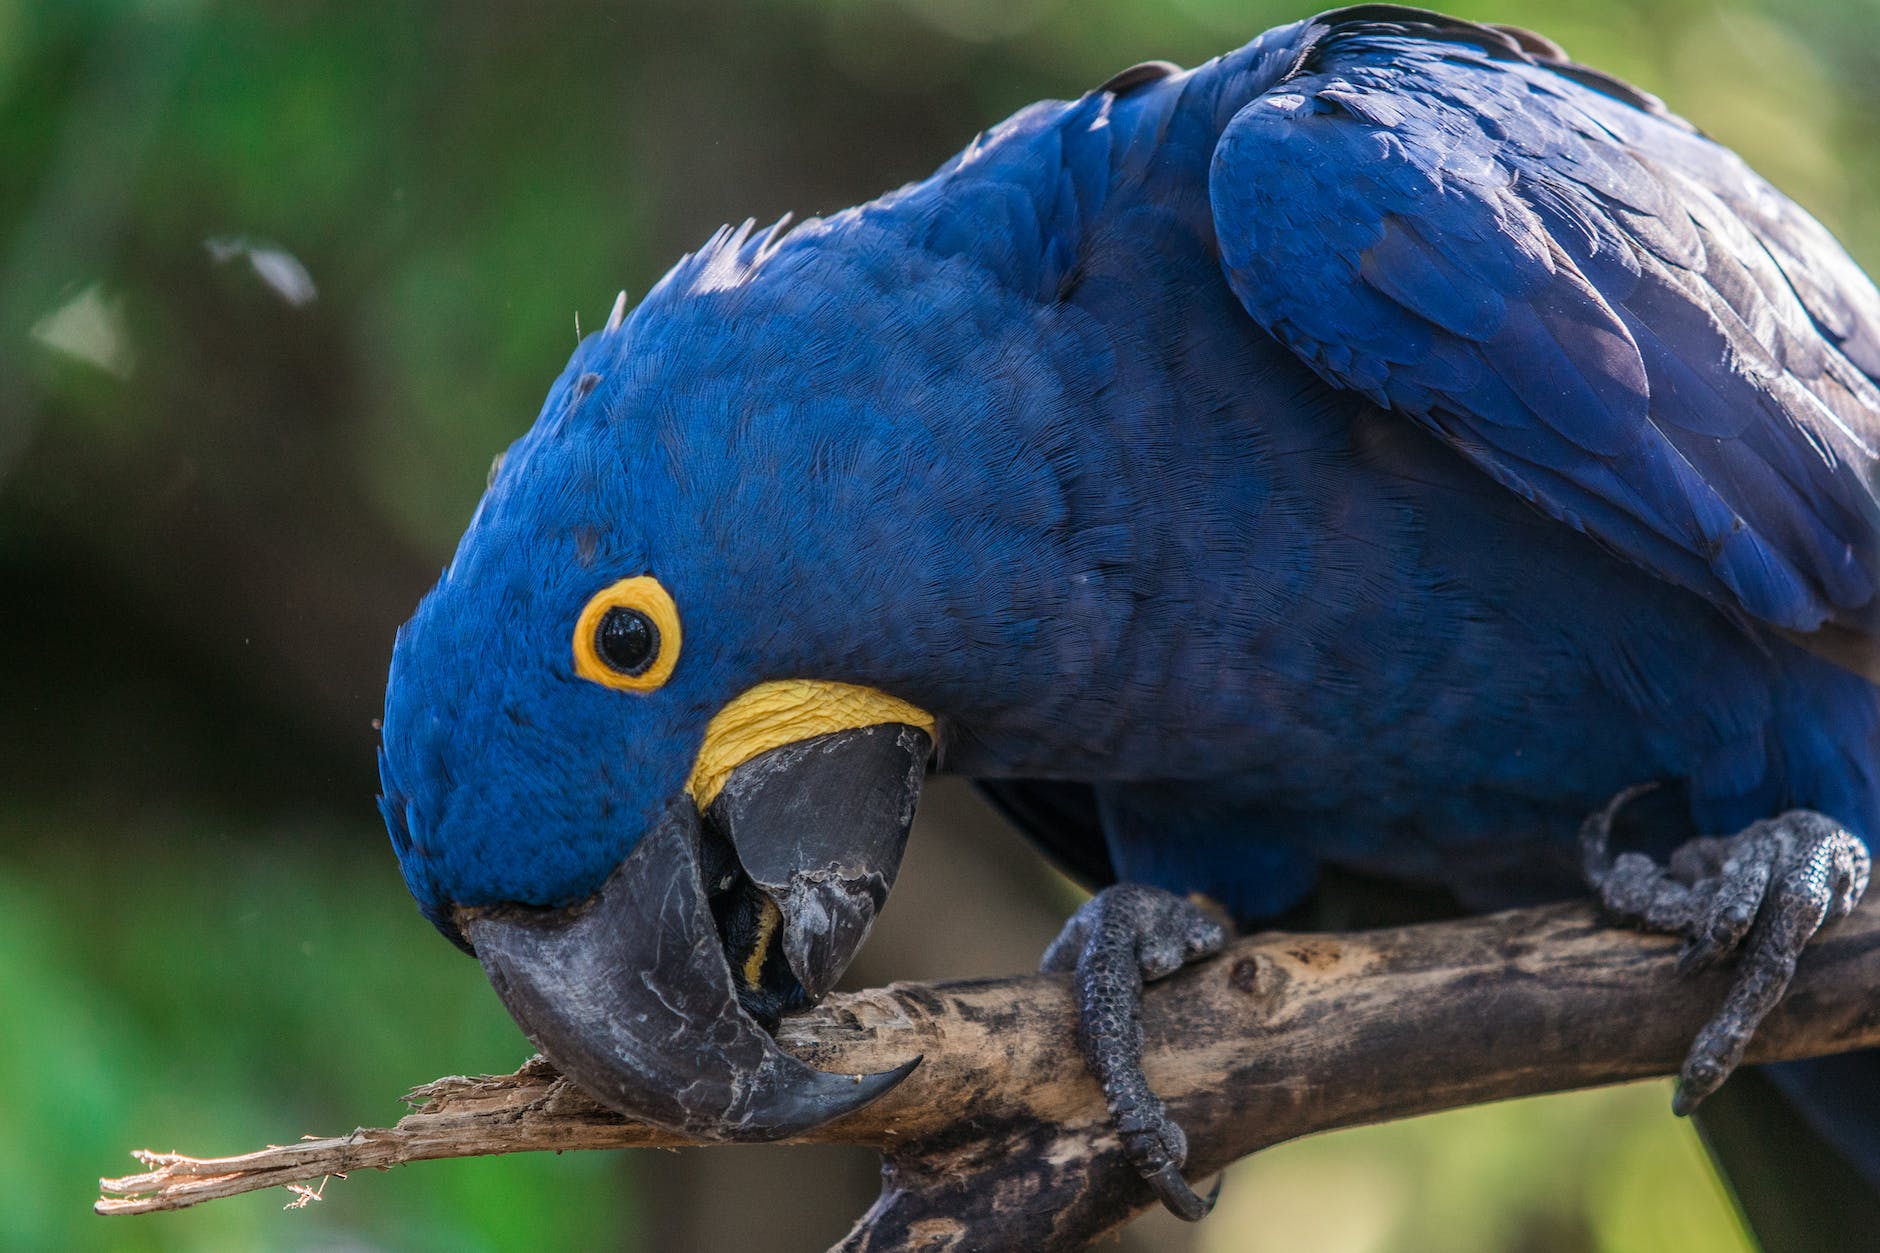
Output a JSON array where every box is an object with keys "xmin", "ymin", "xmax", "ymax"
[
  {"xmin": 1211, "ymin": 23, "xmax": 1880, "ymax": 643},
  {"xmin": 378, "ymin": 2, "xmax": 1880, "ymax": 1222}
]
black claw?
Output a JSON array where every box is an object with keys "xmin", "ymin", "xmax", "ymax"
[
  {"xmin": 1676, "ymin": 930, "xmax": 1723, "ymax": 973},
  {"xmin": 1579, "ymin": 781, "xmax": 1659, "ymax": 881},
  {"xmin": 1145, "ymin": 1160, "xmax": 1218, "ymax": 1222},
  {"xmin": 1673, "ymin": 1060, "xmax": 1726, "ymax": 1110}
]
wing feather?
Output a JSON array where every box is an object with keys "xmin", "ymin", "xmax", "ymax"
[{"xmin": 1209, "ymin": 9, "xmax": 1879, "ymax": 671}]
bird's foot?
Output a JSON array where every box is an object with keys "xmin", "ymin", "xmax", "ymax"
[
  {"xmin": 1042, "ymin": 883, "xmax": 1228, "ymax": 1220},
  {"xmin": 1581, "ymin": 786, "xmax": 1870, "ymax": 1112}
]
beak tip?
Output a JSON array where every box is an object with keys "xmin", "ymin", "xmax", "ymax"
[
  {"xmin": 842, "ymin": 1052, "xmax": 923, "ymax": 1114},
  {"xmin": 726, "ymin": 1050, "xmax": 921, "ymax": 1141}
]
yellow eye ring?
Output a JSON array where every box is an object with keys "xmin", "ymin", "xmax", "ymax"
[{"xmin": 573, "ymin": 576, "xmax": 682, "ymax": 692}]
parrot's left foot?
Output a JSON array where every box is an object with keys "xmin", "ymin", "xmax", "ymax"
[
  {"xmin": 1581, "ymin": 786, "xmax": 1870, "ymax": 1113},
  {"xmin": 1042, "ymin": 883, "xmax": 1228, "ymax": 1221}
]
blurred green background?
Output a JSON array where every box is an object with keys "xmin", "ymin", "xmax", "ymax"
[{"xmin": 5, "ymin": 0, "xmax": 1875, "ymax": 1248}]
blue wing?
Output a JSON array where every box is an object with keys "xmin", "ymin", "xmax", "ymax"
[{"xmin": 1208, "ymin": 9, "xmax": 1880, "ymax": 672}]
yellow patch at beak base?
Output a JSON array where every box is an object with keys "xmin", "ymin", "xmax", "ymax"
[{"xmin": 686, "ymin": 679, "xmax": 935, "ymax": 810}]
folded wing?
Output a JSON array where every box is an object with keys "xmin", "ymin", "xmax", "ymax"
[{"xmin": 1208, "ymin": 9, "xmax": 1880, "ymax": 673}]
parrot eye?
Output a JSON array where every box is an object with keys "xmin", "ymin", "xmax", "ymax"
[
  {"xmin": 573, "ymin": 575, "xmax": 681, "ymax": 692},
  {"xmin": 597, "ymin": 608, "xmax": 656, "ymax": 675}
]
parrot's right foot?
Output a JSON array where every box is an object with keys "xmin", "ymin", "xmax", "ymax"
[
  {"xmin": 1581, "ymin": 785, "xmax": 1870, "ymax": 1113},
  {"xmin": 1042, "ymin": 883, "xmax": 1228, "ymax": 1221}
]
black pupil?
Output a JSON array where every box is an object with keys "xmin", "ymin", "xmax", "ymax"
[{"xmin": 596, "ymin": 607, "xmax": 658, "ymax": 676}]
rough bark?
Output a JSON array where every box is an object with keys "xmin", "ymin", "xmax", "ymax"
[{"xmin": 99, "ymin": 899, "xmax": 1880, "ymax": 1249}]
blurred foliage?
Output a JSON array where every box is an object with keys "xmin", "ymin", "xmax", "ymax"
[
  {"xmin": 1209, "ymin": 1084, "xmax": 1752, "ymax": 1253},
  {"xmin": 3, "ymin": 0, "xmax": 1875, "ymax": 1249},
  {"xmin": 0, "ymin": 809, "xmax": 628, "ymax": 1251}
]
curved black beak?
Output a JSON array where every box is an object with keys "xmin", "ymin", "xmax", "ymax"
[{"xmin": 461, "ymin": 722, "xmax": 929, "ymax": 1141}]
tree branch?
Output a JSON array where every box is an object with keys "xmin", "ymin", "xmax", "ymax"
[{"xmin": 98, "ymin": 900, "xmax": 1880, "ymax": 1249}]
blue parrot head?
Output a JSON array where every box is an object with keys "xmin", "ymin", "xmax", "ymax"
[
  {"xmin": 376, "ymin": 224, "xmax": 955, "ymax": 1140},
  {"xmin": 378, "ymin": 343, "xmax": 710, "ymax": 928}
]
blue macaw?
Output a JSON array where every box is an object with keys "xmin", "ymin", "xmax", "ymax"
[{"xmin": 377, "ymin": 4, "xmax": 1879, "ymax": 1236}]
